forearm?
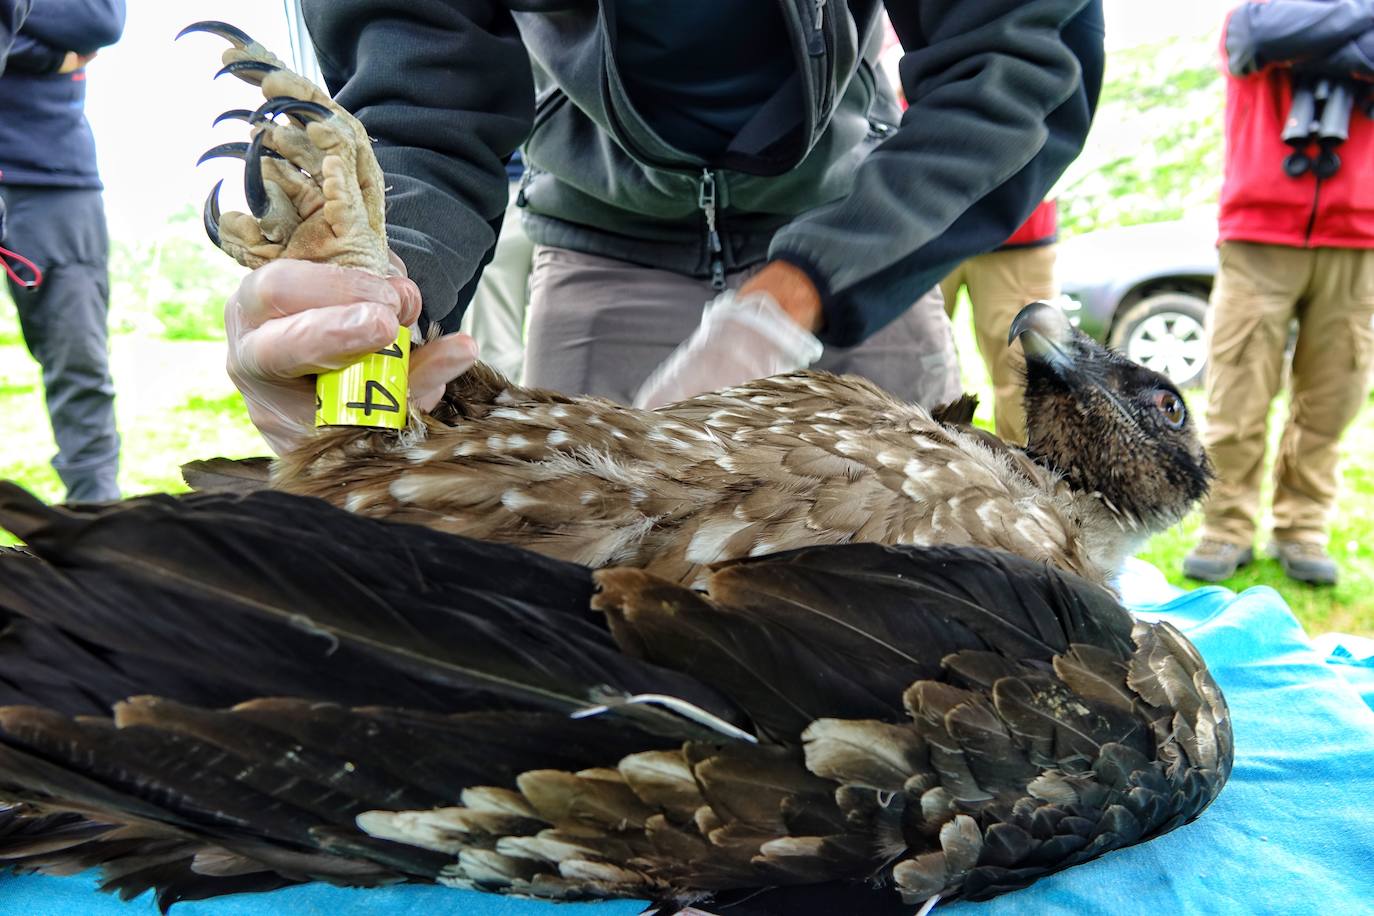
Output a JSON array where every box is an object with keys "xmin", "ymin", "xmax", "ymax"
[
  {"xmin": 3, "ymin": 32, "xmax": 63, "ymax": 74},
  {"xmin": 0, "ymin": 0, "xmax": 30, "ymax": 71},
  {"xmin": 1225, "ymin": 0, "xmax": 1374, "ymax": 76},
  {"xmin": 17, "ymin": 0, "xmax": 123, "ymax": 53},
  {"xmin": 303, "ymin": 0, "xmax": 533, "ymax": 331},
  {"xmin": 769, "ymin": 0, "xmax": 1102, "ymax": 347}
]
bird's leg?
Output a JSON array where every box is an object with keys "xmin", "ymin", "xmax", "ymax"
[{"xmin": 179, "ymin": 21, "xmax": 390, "ymax": 276}]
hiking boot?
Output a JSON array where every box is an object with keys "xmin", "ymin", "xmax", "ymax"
[
  {"xmin": 1182, "ymin": 539, "xmax": 1254, "ymax": 582},
  {"xmin": 1269, "ymin": 540, "xmax": 1338, "ymax": 586}
]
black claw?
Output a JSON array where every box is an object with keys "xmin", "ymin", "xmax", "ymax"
[
  {"xmin": 244, "ymin": 132, "xmax": 271, "ymax": 219},
  {"xmin": 275, "ymin": 99, "xmax": 335, "ymax": 126},
  {"xmin": 203, "ymin": 180, "xmax": 224, "ymax": 249},
  {"xmin": 196, "ymin": 141, "xmax": 285, "ymax": 166},
  {"xmin": 176, "ymin": 20, "xmax": 255, "ymax": 49},
  {"xmin": 197, "ymin": 141, "xmax": 249, "ymax": 166},
  {"xmin": 250, "ymin": 97, "xmax": 333, "ymax": 126},
  {"xmin": 213, "ymin": 109, "xmax": 254, "ymax": 127},
  {"xmin": 214, "ymin": 60, "xmax": 281, "ymax": 86}
]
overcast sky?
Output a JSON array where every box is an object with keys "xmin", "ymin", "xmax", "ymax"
[{"xmin": 85, "ymin": 0, "xmax": 1239, "ymax": 240}]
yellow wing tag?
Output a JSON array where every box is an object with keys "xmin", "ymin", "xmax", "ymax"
[{"xmin": 315, "ymin": 325, "xmax": 410, "ymax": 429}]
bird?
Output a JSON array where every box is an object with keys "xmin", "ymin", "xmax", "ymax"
[
  {"xmin": 0, "ymin": 26, "xmax": 1223, "ymax": 913},
  {"xmin": 0, "ymin": 482, "xmax": 1232, "ymax": 914},
  {"xmin": 180, "ymin": 20, "xmax": 1213, "ymax": 592}
]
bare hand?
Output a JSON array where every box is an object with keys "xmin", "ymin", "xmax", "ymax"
[
  {"xmin": 58, "ymin": 51, "xmax": 98, "ymax": 74},
  {"xmin": 738, "ymin": 260, "xmax": 824, "ymax": 332}
]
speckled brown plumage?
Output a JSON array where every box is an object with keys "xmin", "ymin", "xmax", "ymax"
[{"xmin": 272, "ymin": 333, "xmax": 1209, "ymax": 590}]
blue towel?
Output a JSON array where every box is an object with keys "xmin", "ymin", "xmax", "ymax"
[
  {"xmin": 1313, "ymin": 632, "xmax": 1374, "ymax": 712},
  {"xmin": 4, "ymin": 584, "xmax": 1373, "ymax": 916}
]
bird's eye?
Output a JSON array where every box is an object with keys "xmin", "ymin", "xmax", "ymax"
[{"xmin": 1152, "ymin": 390, "xmax": 1186, "ymax": 428}]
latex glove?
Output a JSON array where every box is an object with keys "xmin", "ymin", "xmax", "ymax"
[
  {"xmin": 633, "ymin": 289, "xmax": 824, "ymax": 409},
  {"xmin": 226, "ymin": 258, "xmax": 479, "ymax": 455}
]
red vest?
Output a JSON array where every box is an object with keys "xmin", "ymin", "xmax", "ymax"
[
  {"xmin": 1218, "ymin": 28, "xmax": 1374, "ymax": 248},
  {"xmin": 1003, "ymin": 199, "xmax": 1058, "ymax": 248}
]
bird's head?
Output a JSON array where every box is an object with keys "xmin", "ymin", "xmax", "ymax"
[{"xmin": 1010, "ymin": 301, "xmax": 1213, "ymax": 530}]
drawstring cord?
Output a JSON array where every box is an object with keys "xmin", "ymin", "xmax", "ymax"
[{"xmin": 0, "ymin": 244, "xmax": 42, "ymax": 288}]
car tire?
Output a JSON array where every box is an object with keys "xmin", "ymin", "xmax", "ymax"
[{"xmin": 1109, "ymin": 291, "xmax": 1209, "ymax": 388}]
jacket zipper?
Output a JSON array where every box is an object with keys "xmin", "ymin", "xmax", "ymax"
[
  {"xmin": 515, "ymin": 161, "xmax": 536, "ymax": 208},
  {"xmin": 699, "ymin": 169, "xmax": 726, "ymax": 290},
  {"xmin": 809, "ymin": 0, "xmax": 826, "ymax": 55}
]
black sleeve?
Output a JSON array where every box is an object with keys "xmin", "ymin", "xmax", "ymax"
[
  {"xmin": 1224, "ymin": 0, "xmax": 1374, "ymax": 76},
  {"xmin": 768, "ymin": 0, "xmax": 1103, "ymax": 348},
  {"xmin": 12, "ymin": 0, "xmax": 123, "ymax": 54},
  {"xmin": 0, "ymin": 0, "xmax": 31, "ymax": 74},
  {"xmin": 302, "ymin": 0, "xmax": 534, "ymax": 332},
  {"xmin": 1320, "ymin": 31, "xmax": 1374, "ymax": 78},
  {"xmin": 3, "ymin": 31, "xmax": 63, "ymax": 74}
]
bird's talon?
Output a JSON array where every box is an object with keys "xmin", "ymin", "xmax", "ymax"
[
  {"xmin": 188, "ymin": 20, "xmax": 391, "ymax": 274},
  {"xmin": 175, "ymin": 20, "xmax": 256, "ymax": 48},
  {"xmin": 214, "ymin": 60, "xmax": 282, "ymax": 86},
  {"xmin": 213, "ymin": 109, "xmax": 254, "ymax": 127},
  {"xmin": 244, "ymin": 132, "xmax": 272, "ymax": 218},
  {"xmin": 249, "ymin": 97, "xmax": 334, "ymax": 127},
  {"xmin": 203, "ymin": 180, "xmax": 223, "ymax": 249},
  {"xmin": 196, "ymin": 140, "xmax": 286, "ymax": 167}
]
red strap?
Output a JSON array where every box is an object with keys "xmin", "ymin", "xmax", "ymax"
[{"xmin": 0, "ymin": 244, "xmax": 43, "ymax": 288}]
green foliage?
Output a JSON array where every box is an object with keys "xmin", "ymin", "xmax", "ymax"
[
  {"xmin": 107, "ymin": 205, "xmax": 245, "ymax": 342},
  {"xmin": 1058, "ymin": 33, "xmax": 1225, "ymax": 237},
  {"xmin": 0, "ymin": 338, "xmax": 264, "ymax": 522},
  {"xmin": 1137, "ymin": 388, "xmax": 1374, "ymax": 637}
]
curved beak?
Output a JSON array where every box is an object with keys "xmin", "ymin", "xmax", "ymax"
[{"xmin": 1009, "ymin": 301, "xmax": 1076, "ymax": 375}]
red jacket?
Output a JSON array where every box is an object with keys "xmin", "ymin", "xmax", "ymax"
[
  {"xmin": 1002, "ymin": 199, "xmax": 1058, "ymax": 248},
  {"xmin": 1218, "ymin": 2, "xmax": 1374, "ymax": 248}
]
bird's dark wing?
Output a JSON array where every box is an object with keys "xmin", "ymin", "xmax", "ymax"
[
  {"xmin": 594, "ymin": 542, "xmax": 1133, "ymax": 741},
  {"xmin": 0, "ymin": 484, "xmax": 1231, "ymax": 911},
  {"xmin": 0, "ymin": 482, "xmax": 735, "ymax": 730},
  {"xmin": 179, "ymin": 457, "xmax": 273, "ymax": 495}
]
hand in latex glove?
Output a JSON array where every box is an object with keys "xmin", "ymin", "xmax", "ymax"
[
  {"xmin": 226, "ymin": 258, "xmax": 479, "ymax": 455},
  {"xmin": 633, "ymin": 289, "xmax": 824, "ymax": 409}
]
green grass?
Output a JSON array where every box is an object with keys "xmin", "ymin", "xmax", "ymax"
[
  {"xmin": 0, "ymin": 337, "xmax": 265, "ymax": 505},
  {"xmin": 1137, "ymin": 392, "xmax": 1374, "ymax": 637},
  {"xmin": 1058, "ymin": 32, "xmax": 1225, "ymax": 236}
]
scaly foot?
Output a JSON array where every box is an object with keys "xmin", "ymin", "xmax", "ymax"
[{"xmin": 178, "ymin": 21, "xmax": 390, "ymax": 276}]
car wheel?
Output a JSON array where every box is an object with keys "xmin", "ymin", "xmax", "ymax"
[{"xmin": 1109, "ymin": 292, "xmax": 1209, "ymax": 388}]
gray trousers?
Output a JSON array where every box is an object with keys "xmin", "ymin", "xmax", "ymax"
[
  {"xmin": 1, "ymin": 186, "xmax": 120, "ymax": 501},
  {"xmin": 523, "ymin": 245, "xmax": 962, "ymax": 407}
]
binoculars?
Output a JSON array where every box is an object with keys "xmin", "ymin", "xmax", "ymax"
[{"xmin": 1281, "ymin": 75, "xmax": 1363, "ymax": 178}]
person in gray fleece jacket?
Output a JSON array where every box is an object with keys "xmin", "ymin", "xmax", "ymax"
[{"xmin": 225, "ymin": 1, "xmax": 1104, "ymax": 447}]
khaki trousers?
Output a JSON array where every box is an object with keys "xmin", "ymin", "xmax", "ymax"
[
  {"xmin": 459, "ymin": 182, "xmax": 536, "ymax": 382},
  {"xmin": 523, "ymin": 245, "xmax": 963, "ymax": 408},
  {"xmin": 939, "ymin": 244, "xmax": 1059, "ymax": 443},
  {"xmin": 1201, "ymin": 241, "xmax": 1374, "ymax": 546}
]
